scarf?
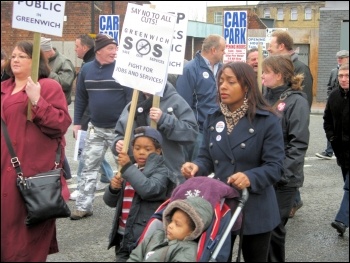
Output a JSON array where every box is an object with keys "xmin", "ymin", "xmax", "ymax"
[
  {"xmin": 220, "ymin": 98, "xmax": 248, "ymax": 135},
  {"xmin": 128, "ymin": 93, "xmax": 153, "ymax": 127}
]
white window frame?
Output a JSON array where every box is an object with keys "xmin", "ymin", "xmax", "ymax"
[
  {"xmin": 264, "ymin": 8, "xmax": 271, "ymax": 18},
  {"xmin": 277, "ymin": 8, "xmax": 284, "ymax": 20},
  {"xmin": 291, "ymin": 7, "xmax": 298, "ymax": 20},
  {"xmin": 214, "ymin": 11, "xmax": 223, "ymax": 24},
  {"xmin": 305, "ymin": 7, "xmax": 312, "ymax": 20}
]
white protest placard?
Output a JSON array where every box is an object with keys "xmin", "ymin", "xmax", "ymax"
[
  {"xmin": 73, "ymin": 130, "xmax": 87, "ymax": 161},
  {"xmin": 12, "ymin": 1, "xmax": 66, "ymax": 37},
  {"xmin": 266, "ymin": 28, "xmax": 288, "ymax": 38},
  {"xmin": 166, "ymin": 11, "xmax": 188, "ymax": 75},
  {"xmin": 223, "ymin": 11, "xmax": 247, "ymax": 63},
  {"xmin": 248, "ymin": 37, "xmax": 266, "ymax": 50},
  {"xmin": 145, "ymin": 4, "xmax": 188, "ymax": 75},
  {"xmin": 113, "ymin": 3, "xmax": 176, "ymax": 96},
  {"xmin": 99, "ymin": 15, "xmax": 120, "ymax": 44}
]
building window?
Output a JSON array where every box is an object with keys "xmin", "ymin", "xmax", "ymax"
[
  {"xmin": 277, "ymin": 8, "xmax": 284, "ymax": 20},
  {"xmin": 214, "ymin": 12, "xmax": 223, "ymax": 24},
  {"xmin": 291, "ymin": 7, "xmax": 298, "ymax": 20},
  {"xmin": 305, "ymin": 7, "xmax": 312, "ymax": 20},
  {"xmin": 264, "ymin": 8, "xmax": 271, "ymax": 18}
]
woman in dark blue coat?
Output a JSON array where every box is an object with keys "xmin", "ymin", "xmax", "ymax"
[{"xmin": 181, "ymin": 62, "xmax": 284, "ymax": 262}]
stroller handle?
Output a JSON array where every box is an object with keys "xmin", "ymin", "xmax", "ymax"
[
  {"xmin": 209, "ymin": 188, "xmax": 249, "ymax": 262},
  {"xmin": 240, "ymin": 187, "xmax": 249, "ymax": 206}
]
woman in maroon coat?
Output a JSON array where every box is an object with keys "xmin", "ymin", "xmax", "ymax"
[{"xmin": 1, "ymin": 41, "xmax": 72, "ymax": 261}]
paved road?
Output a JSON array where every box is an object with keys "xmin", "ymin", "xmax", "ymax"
[{"xmin": 47, "ymin": 104, "xmax": 349, "ymax": 262}]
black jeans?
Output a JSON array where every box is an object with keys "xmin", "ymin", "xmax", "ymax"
[
  {"xmin": 230, "ymin": 231, "xmax": 272, "ymax": 262},
  {"xmin": 268, "ymin": 186, "xmax": 297, "ymax": 262}
]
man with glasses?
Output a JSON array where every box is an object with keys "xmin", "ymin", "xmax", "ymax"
[
  {"xmin": 316, "ymin": 50, "xmax": 349, "ymax": 160},
  {"xmin": 324, "ymin": 63, "xmax": 349, "ymax": 236}
]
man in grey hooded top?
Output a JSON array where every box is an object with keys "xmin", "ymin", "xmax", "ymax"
[{"xmin": 112, "ymin": 82, "xmax": 198, "ymax": 185}]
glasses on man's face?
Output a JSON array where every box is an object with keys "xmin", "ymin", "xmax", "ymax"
[
  {"xmin": 338, "ymin": 74, "xmax": 349, "ymax": 79},
  {"xmin": 11, "ymin": 54, "xmax": 31, "ymax": 60}
]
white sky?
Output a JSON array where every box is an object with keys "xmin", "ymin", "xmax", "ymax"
[{"xmin": 150, "ymin": 1, "xmax": 259, "ymax": 22}]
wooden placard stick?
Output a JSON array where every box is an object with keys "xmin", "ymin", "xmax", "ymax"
[
  {"xmin": 123, "ymin": 89, "xmax": 139, "ymax": 153},
  {"xmin": 257, "ymin": 44, "xmax": 263, "ymax": 93},
  {"xmin": 27, "ymin": 32, "xmax": 41, "ymax": 121},
  {"xmin": 115, "ymin": 89, "xmax": 139, "ymax": 179},
  {"xmin": 148, "ymin": 4, "xmax": 160, "ymax": 129},
  {"xmin": 151, "ymin": 95, "xmax": 160, "ymax": 128}
]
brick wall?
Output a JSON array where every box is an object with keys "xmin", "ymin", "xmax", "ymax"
[
  {"xmin": 317, "ymin": 9, "xmax": 349, "ymax": 102},
  {"xmin": 1, "ymin": 1, "xmax": 150, "ymax": 96},
  {"xmin": 0, "ymin": 1, "xmax": 148, "ymax": 56}
]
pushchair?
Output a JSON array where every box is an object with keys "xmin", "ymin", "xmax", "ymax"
[{"xmin": 137, "ymin": 176, "xmax": 249, "ymax": 262}]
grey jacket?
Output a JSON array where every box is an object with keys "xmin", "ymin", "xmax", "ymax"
[
  {"xmin": 326, "ymin": 67, "xmax": 339, "ymax": 97},
  {"xmin": 48, "ymin": 48, "xmax": 76, "ymax": 105},
  {"xmin": 103, "ymin": 153, "xmax": 175, "ymax": 253},
  {"xmin": 112, "ymin": 82, "xmax": 198, "ymax": 184},
  {"xmin": 127, "ymin": 230, "xmax": 197, "ymax": 262},
  {"xmin": 265, "ymin": 85, "xmax": 310, "ymax": 188}
]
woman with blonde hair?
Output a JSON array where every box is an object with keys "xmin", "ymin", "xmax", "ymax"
[{"xmin": 1, "ymin": 41, "xmax": 71, "ymax": 262}]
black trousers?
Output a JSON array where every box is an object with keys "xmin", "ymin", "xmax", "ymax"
[
  {"xmin": 229, "ymin": 231, "xmax": 272, "ymax": 262},
  {"xmin": 268, "ymin": 186, "xmax": 297, "ymax": 262}
]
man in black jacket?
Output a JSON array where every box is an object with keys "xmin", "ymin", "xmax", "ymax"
[
  {"xmin": 316, "ymin": 50, "xmax": 349, "ymax": 160},
  {"xmin": 74, "ymin": 34, "xmax": 96, "ymax": 131},
  {"xmin": 267, "ymin": 30, "xmax": 313, "ymax": 108},
  {"xmin": 324, "ymin": 63, "xmax": 349, "ymax": 236}
]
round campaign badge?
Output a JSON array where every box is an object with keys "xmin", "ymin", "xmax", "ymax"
[
  {"xmin": 137, "ymin": 107, "xmax": 144, "ymax": 113},
  {"xmin": 203, "ymin": 72, "xmax": 209, "ymax": 79},
  {"xmin": 216, "ymin": 121, "xmax": 225, "ymax": 133},
  {"xmin": 277, "ymin": 102, "xmax": 286, "ymax": 111},
  {"xmin": 216, "ymin": 135, "xmax": 222, "ymax": 141}
]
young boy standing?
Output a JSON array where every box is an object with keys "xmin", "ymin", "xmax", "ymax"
[{"xmin": 103, "ymin": 126, "xmax": 176, "ymax": 262}]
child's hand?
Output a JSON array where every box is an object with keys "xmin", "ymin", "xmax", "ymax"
[
  {"xmin": 181, "ymin": 162, "xmax": 199, "ymax": 179},
  {"xmin": 110, "ymin": 173, "xmax": 123, "ymax": 189},
  {"xmin": 116, "ymin": 140, "xmax": 124, "ymax": 153},
  {"xmin": 118, "ymin": 151, "xmax": 130, "ymax": 167}
]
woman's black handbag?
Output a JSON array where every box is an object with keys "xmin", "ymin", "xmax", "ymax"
[
  {"xmin": 1, "ymin": 119, "xmax": 71, "ymax": 226},
  {"xmin": 16, "ymin": 168, "xmax": 71, "ymax": 226}
]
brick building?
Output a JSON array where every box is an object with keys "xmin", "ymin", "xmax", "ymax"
[
  {"xmin": 206, "ymin": 1, "xmax": 349, "ymax": 103},
  {"xmin": 317, "ymin": 1, "xmax": 349, "ymax": 102},
  {"xmin": 2, "ymin": 1, "xmax": 348, "ymax": 102},
  {"xmin": 1, "ymin": 1, "xmax": 149, "ymax": 67},
  {"xmin": 207, "ymin": 1, "xmax": 326, "ymax": 102}
]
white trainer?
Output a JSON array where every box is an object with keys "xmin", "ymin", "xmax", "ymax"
[
  {"xmin": 96, "ymin": 182, "xmax": 109, "ymax": 191},
  {"xmin": 69, "ymin": 190, "xmax": 79, "ymax": 200}
]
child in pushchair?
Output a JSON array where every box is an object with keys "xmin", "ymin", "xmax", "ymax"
[{"xmin": 127, "ymin": 176, "xmax": 245, "ymax": 262}]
